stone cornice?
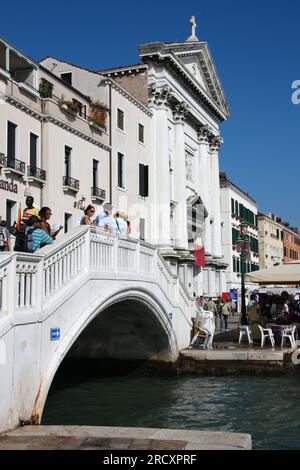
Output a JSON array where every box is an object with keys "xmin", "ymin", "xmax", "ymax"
[
  {"xmin": 140, "ymin": 47, "xmax": 228, "ymax": 121},
  {"xmin": 5, "ymin": 95, "xmax": 110, "ymax": 151},
  {"xmin": 104, "ymin": 78, "xmax": 153, "ymax": 117},
  {"xmin": 43, "ymin": 115, "xmax": 111, "ymax": 151},
  {"xmin": 5, "ymin": 96, "xmax": 44, "ymax": 122}
]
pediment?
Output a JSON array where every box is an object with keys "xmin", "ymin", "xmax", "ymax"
[{"xmin": 173, "ymin": 43, "xmax": 230, "ymax": 117}]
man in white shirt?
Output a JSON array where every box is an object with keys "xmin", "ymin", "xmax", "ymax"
[
  {"xmin": 110, "ymin": 212, "xmax": 127, "ymax": 235},
  {"xmin": 95, "ymin": 203, "xmax": 113, "ymax": 230}
]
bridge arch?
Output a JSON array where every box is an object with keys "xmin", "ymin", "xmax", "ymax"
[{"xmin": 32, "ymin": 287, "xmax": 179, "ymax": 424}]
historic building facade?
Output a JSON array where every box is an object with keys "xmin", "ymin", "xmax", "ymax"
[
  {"xmin": 282, "ymin": 224, "xmax": 300, "ymax": 263},
  {"xmin": 0, "ymin": 37, "xmax": 110, "ymax": 232},
  {"xmin": 258, "ymin": 212, "xmax": 284, "ymax": 269},
  {"xmin": 220, "ymin": 172, "xmax": 259, "ymax": 292}
]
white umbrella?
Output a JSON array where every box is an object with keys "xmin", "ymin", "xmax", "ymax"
[{"xmin": 245, "ymin": 261, "xmax": 300, "ymax": 285}]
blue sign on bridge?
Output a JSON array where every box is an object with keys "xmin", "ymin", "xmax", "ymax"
[{"xmin": 50, "ymin": 328, "xmax": 60, "ymax": 341}]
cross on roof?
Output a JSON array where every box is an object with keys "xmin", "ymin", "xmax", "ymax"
[{"xmin": 187, "ymin": 15, "xmax": 199, "ymax": 42}]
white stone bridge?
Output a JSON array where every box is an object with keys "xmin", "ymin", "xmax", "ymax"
[{"xmin": 0, "ymin": 226, "xmax": 194, "ymax": 432}]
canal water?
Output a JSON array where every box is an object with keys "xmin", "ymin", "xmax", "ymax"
[{"xmin": 42, "ymin": 366, "xmax": 300, "ymax": 450}]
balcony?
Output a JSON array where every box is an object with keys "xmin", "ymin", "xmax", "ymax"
[
  {"xmin": 91, "ymin": 186, "xmax": 106, "ymax": 203},
  {"xmin": 1, "ymin": 155, "xmax": 26, "ymax": 176},
  {"xmin": 27, "ymin": 165, "xmax": 46, "ymax": 184},
  {"xmin": 62, "ymin": 176, "xmax": 79, "ymax": 193}
]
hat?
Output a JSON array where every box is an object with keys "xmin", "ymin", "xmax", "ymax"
[{"xmin": 118, "ymin": 211, "xmax": 128, "ymax": 221}]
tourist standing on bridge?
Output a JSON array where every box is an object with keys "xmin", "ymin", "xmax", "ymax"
[
  {"xmin": 80, "ymin": 205, "xmax": 96, "ymax": 225},
  {"xmin": 110, "ymin": 212, "xmax": 127, "ymax": 235},
  {"xmin": 0, "ymin": 220, "xmax": 11, "ymax": 251},
  {"xmin": 22, "ymin": 196, "xmax": 39, "ymax": 221},
  {"xmin": 39, "ymin": 207, "xmax": 63, "ymax": 240},
  {"xmin": 95, "ymin": 203, "xmax": 113, "ymax": 230},
  {"xmin": 25, "ymin": 216, "xmax": 53, "ymax": 252}
]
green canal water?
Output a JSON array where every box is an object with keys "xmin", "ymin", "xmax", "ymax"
[{"xmin": 42, "ymin": 368, "xmax": 300, "ymax": 450}]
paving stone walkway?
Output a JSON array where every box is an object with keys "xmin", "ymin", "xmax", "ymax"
[{"xmin": 0, "ymin": 426, "xmax": 252, "ymax": 450}]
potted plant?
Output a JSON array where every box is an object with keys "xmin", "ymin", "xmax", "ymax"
[
  {"xmin": 39, "ymin": 79, "xmax": 53, "ymax": 98},
  {"xmin": 89, "ymin": 101, "xmax": 108, "ymax": 130},
  {"xmin": 59, "ymin": 100, "xmax": 80, "ymax": 114}
]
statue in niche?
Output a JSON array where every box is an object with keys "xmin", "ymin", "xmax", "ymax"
[{"xmin": 185, "ymin": 152, "xmax": 193, "ymax": 181}]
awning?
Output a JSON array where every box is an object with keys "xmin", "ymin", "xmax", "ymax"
[{"xmin": 245, "ymin": 261, "xmax": 300, "ymax": 285}]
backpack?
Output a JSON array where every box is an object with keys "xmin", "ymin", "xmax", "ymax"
[
  {"xmin": 0, "ymin": 227, "xmax": 8, "ymax": 247},
  {"xmin": 25, "ymin": 227, "xmax": 38, "ymax": 253},
  {"xmin": 14, "ymin": 222, "xmax": 27, "ymax": 252},
  {"xmin": 14, "ymin": 223, "xmax": 37, "ymax": 253}
]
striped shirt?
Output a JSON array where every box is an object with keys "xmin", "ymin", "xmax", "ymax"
[{"xmin": 30, "ymin": 228, "xmax": 53, "ymax": 252}]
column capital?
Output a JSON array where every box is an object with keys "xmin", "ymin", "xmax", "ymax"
[
  {"xmin": 149, "ymin": 84, "xmax": 172, "ymax": 108},
  {"xmin": 172, "ymin": 101, "xmax": 189, "ymax": 123},
  {"xmin": 209, "ymin": 135, "xmax": 224, "ymax": 152},
  {"xmin": 197, "ymin": 124, "xmax": 212, "ymax": 144}
]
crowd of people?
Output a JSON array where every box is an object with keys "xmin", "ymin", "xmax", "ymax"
[
  {"xmin": 0, "ymin": 199, "xmax": 131, "ymax": 254},
  {"xmin": 247, "ymin": 291, "xmax": 300, "ymax": 325}
]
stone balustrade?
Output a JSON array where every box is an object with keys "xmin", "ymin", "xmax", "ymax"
[{"xmin": 0, "ymin": 226, "xmax": 194, "ymax": 320}]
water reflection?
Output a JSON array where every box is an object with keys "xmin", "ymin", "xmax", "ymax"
[{"xmin": 42, "ymin": 371, "xmax": 300, "ymax": 449}]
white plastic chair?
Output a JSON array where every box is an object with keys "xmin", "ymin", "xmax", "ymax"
[
  {"xmin": 281, "ymin": 325, "xmax": 296, "ymax": 348},
  {"xmin": 238, "ymin": 325, "xmax": 253, "ymax": 344},
  {"xmin": 258, "ymin": 325, "xmax": 275, "ymax": 349}
]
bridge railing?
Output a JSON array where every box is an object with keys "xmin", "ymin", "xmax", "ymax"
[{"xmin": 0, "ymin": 226, "xmax": 194, "ymax": 321}]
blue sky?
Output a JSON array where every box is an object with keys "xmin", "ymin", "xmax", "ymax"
[{"xmin": 2, "ymin": 0, "xmax": 300, "ymax": 227}]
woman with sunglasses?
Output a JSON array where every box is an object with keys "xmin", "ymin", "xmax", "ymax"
[{"xmin": 81, "ymin": 205, "xmax": 96, "ymax": 226}]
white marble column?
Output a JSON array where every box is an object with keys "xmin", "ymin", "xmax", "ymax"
[
  {"xmin": 173, "ymin": 102, "xmax": 188, "ymax": 251},
  {"xmin": 149, "ymin": 85, "xmax": 172, "ymax": 249},
  {"xmin": 198, "ymin": 125, "xmax": 212, "ymax": 255},
  {"xmin": 209, "ymin": 136, "xmax": 224, "ymax": 258}
]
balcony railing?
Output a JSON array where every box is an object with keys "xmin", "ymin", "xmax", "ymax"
[
  {"xmin": 91, "ymin": 186, "xmax": 106, "ymax": 200},
  {"xmin": 2, "ymin": 156, "xmax": 25, "ymax": 174},
  {"xmin": 63, "ymin": 176, "xmax": 80, "ymax": 191},
  {"xmin": 27, "ymin": 165, "xmax": 46, "ymax": 181}
]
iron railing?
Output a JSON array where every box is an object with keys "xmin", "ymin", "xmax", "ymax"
[
  {"xmin": 91, "ymin": 186, "xmax": 106, "ymax": 200},
  {"xmin": 27, "ymin": 166, "xmax": 46, "ymax": 181},
  {"xmin": 2, "ymin": 156, "xmax": 25, "ymax": 174},
  {"xmin": 63, "ymin": 176, "xmax": 80, "ymax": 190}
]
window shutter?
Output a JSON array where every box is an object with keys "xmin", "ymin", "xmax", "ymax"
[
  {"xmin": 7, "ymin": 122, "xmax": 16, "ymax": 163},
  {"xmin": 139, "ymin": 164, "xmax": 144, "ymax": 196},
  {"xmin": 30, "ymin": 133, "xmax": 37, "ymax": 167},
  {"xmin": 139, "ymin": 164, "xmax": 149, "ymax": 197},
  {"xmin": 144, "ymin": 165, "xmax": 149, "ymax": 197}
]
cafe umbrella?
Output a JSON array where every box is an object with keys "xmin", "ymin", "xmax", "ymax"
[{"xmin": 245, "ymin": 261, "xmax": 300, "ymax": 285}]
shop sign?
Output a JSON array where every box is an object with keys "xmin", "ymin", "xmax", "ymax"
[{"xmin": 0, "ymin": 178, "xmax": 18, "ymax": 194}]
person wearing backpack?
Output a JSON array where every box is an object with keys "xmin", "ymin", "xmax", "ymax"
[
  {"xmin": 25, "ymin": 216, "xmax": 53, "ymax": 252},
  {"xmin": 0, "ymin": 220, "xmax": 11, "ymax": 251}
]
